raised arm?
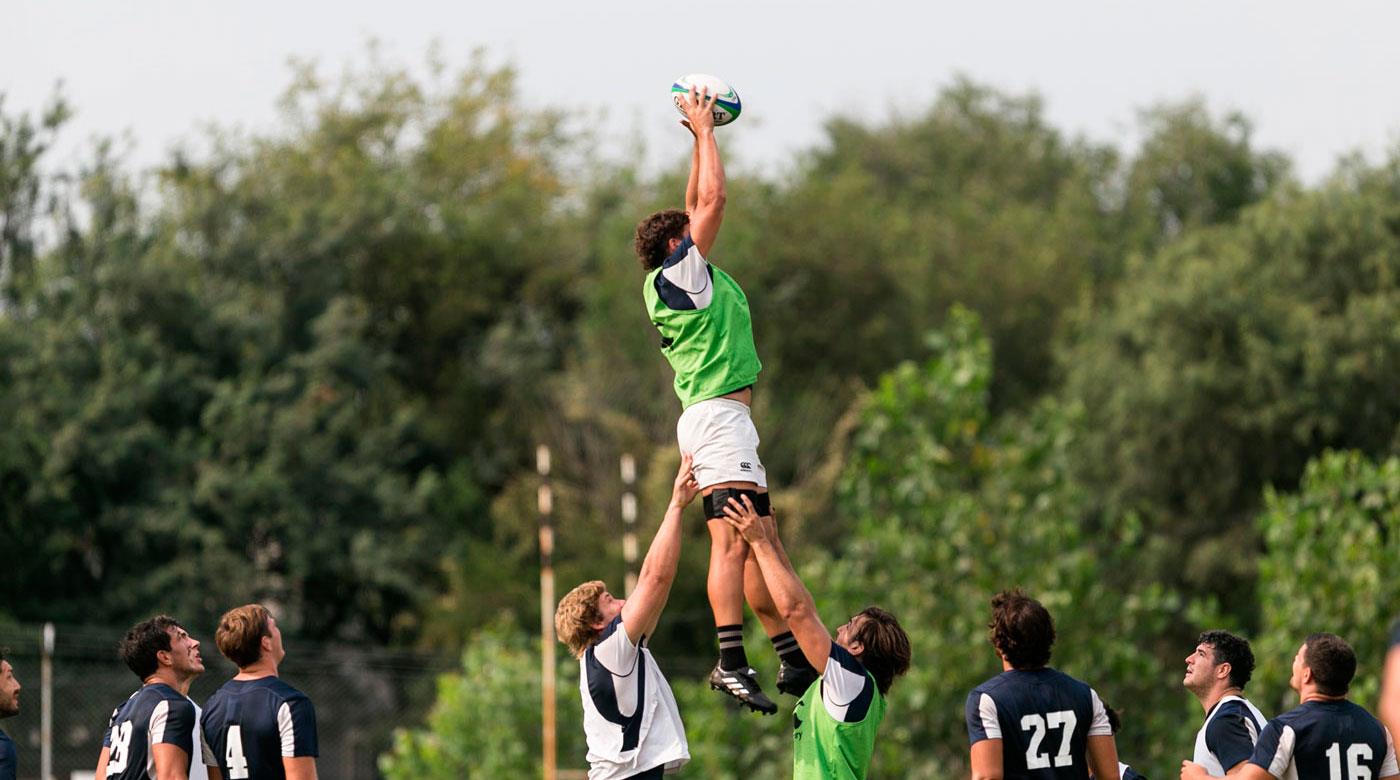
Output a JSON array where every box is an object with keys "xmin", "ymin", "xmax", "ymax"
[
  {"xmin": 721, "ymin": 496, "xmax": 832, "ymax": 673},
  {"xmin": 685, "ymin": 137, "xmax": 700, "ymax": 215},
  {"xmin": 677, "ymin": 86, "xmax": 725, "ymax": 258},
  {"xmin": 620, "ymin": 454, "xmax": 699, "ymax": 644}
]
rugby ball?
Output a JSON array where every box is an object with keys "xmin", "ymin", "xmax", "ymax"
[{"xmin": 671, "ymin": 73, "xmax": 742, "ymax": 126}]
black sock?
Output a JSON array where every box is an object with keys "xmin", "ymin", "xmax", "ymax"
[
  {"xmin": 771, "ymin": 631, "xmax": 814, "ymax": 670},
  {"xmin": 717, "ymin": 624, "xmax": 748, "ymax": 670}
]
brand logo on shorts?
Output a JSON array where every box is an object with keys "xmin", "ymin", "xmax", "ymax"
[{"xmin": 739, "ymin": 461, "xmax": 752, "ymax": 471}]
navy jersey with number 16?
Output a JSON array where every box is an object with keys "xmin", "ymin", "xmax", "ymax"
[
  {"xmin": 1248, "ymin": 699, "xmax": 1398, "ymax": 779},
  {"xmin": 966, "ymin": 667, "xmax": 1114, "ymax": 779},
  {"xmin": 200, "ymin": 677, "xmax": 317, "ymax": 780}
]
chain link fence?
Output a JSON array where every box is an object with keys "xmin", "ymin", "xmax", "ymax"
[{"xmin": 0, "ymin": 623, "xmax": 454, "ymax": 780}]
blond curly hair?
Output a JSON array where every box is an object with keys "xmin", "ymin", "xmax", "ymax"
[{"xmin": 556, "ymin": 580, "xmax": 608, "ymax": 658}]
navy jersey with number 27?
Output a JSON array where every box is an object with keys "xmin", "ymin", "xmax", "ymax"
[
  {"xmin": 966, "ymin": 668, "xmax": 1114, "ymax": 779},
  {"xmin": 201, "ymin": 677, "xmax": 318, "ymax": 780}
]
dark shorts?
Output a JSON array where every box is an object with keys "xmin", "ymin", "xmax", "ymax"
[{"xmin": 628, "ymin": 766, "xmax": 667, "ymax": 779}]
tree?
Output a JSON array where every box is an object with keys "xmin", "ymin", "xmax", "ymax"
[
  {"xmin": 1252, "ymin": 451, "xmax": 1400, "ymax": 715},
  {"xmin": 1061, "ymin": 157, "xmax": 1400, "ymax": 613}
]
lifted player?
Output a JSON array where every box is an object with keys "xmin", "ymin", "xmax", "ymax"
[
  {"xmin": 966, "ymin": 590, "xmax": 1120, "ymax": 780},
  {"xmin": 1179, "ymin": 630, "xmax": 1267, "ymax": 777},
  {"xmin": 721, "ymin": 495, "xmax": 911, "ymax": 779},
  {"xmin": 201, "ymin": 605, "xmax": 318, "ymax": 780},
  {"xmin": 95, "ymin": 616, "xmax": 211, "ymax": 780},
  {"xmin": 1187, "ymin": 633, "xmax": 1397, "ymax": 780},
  {"xmin": 633, "ymin": 84, "xmax": 816, "ymax": 713}
]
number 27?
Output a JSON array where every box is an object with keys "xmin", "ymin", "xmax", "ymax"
[{"xmin": 1021, "ymin": 710, "xmax": 1078, "ymax": 769}]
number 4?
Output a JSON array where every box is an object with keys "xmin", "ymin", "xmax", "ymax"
[{"xmin": 225, "ymin": 724, "xmax": 251, "ymax": 779}]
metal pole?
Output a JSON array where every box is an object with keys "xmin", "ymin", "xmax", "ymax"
[
  {"xmin": 41, "ymin": 622, "xmax": 53, "ymax": 780},
  {"xmin": 537, "ymin": 445, "xmax": 557, "ymax": 780},
  {"xmin": 620, "ymin": 454, "xmax": 638, "ymax": 595}
]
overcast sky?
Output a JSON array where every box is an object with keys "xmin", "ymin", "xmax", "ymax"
[{"xmin": 6, "ymin": 0, "xmax": 1400, "ymax": 182}]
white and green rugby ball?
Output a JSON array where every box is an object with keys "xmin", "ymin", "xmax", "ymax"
[{"xmin": 671, "ymin": 73, "xmax": 742, "ymax": 126}]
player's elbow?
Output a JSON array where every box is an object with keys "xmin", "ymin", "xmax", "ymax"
[
  {"xmin": 777, "ymin": 598, "xmax": 813, "ymax": 624},
  {"xmin": 696, "ymin": 189, "xmax": 725, "ymax": 211}
]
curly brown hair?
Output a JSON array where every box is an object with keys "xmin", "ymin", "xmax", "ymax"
[
  {"xmin": 989, "ymin": 589, "xmax": 1055, "ymax": 669},
  {"xmin": 633, "ymin": 209, "xmax": 690, "ymax": 270},
  {"xmin": 556, "ymin": 580, "xmax": 608, "ymax": 658},
  {"xmin": 851, "ymin": 607, "xmax": 911, "ymax": 695}
]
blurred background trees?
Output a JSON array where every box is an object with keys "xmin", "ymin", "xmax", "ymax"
[{"xmin": 4, "ymin": 52, "xmax": 1400, "ymax": 777}]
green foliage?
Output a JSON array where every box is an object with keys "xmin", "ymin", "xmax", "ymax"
[
  {"xmin": 380, "ymin": 621, "xmax": 586, "ymax": 778},
  {"xmin": 1253, "ymin": 451, "xmax": 1400, "ymax": 714}
]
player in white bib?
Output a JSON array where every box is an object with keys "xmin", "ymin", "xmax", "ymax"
[
  {"xmin": 555, "ymin": 456, "xmax": 700, "ymax": 779},
  {"xmin": 1180, "ymin": 630, "xmax": 1268, "ymax": 777}
]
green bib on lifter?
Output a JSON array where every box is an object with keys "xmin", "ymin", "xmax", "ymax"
[
  {"xmin": 643, "ymin": 262, "xmax": 762, "ymax": 408},
  {"xmin": 791, "ymin": 675, "xmax": 887, "ymax": 780}
]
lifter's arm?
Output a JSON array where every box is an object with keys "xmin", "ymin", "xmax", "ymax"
[
  {"xmin": 620, "ymin": 455, "xmax": 699, "ymax": 644},
  {"xmin": 677, "ymin": 87, "xmax": 725, "ymax": 258},
  {"xmin": 721, "ymin": 496, "xmax": 832, "ymax": 673}
]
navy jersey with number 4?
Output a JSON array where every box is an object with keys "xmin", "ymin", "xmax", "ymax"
[
  {"xmin": 201, "ymin": 677, "xmax": 318, "ymax": 780},
  {"xmin": 966, "ymin": 668, "xmax": 1114, "ymax": 779},
  {"xmin": 102, "ymin": 684, "xmax": 209, "ymax": 780},
  {"xmin": 1249, "ymin": 699, "xmax": 1398, "ymax": 779}
]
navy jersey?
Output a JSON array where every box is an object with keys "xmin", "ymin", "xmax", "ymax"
[
  {"xmin": 201, "ymin": 677, "xmax": 318, "ymax": 780},
  {"xmin": 102, "ymin": 684, "xmax": 208, "ymax": 780},
  {"xmin": 966, "ymin": 668, "xmax": 1113, "ymax": 779},
  {"xmin": 1249, "ymin": 699, "xmax": 1398, "ymax": 779},
  {"xmin": 1391, "ymin": 617, "xmax": 1400, "ymax": 649},
  {"xmin": 0, "ymin": 728, "xmax": 15, "ymax": 780}
]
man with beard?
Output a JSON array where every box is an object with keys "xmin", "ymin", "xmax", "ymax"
[
  {"xmin": 0, "ymin": 649, "xmax": 20, "ymax": 780},
  {"xmin": 96, "ymin": 616, "xmax": 211, "ymax": 780},
  {"xmin": 1179, "ymin": 631, "xmax": 1267, "ymax": 777}
]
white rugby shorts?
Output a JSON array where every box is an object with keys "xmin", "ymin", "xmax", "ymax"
[{"xmin": 676, "ymin": 397, "xmax": 768, "ymax": 489}]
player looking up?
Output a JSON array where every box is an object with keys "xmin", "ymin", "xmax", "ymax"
[
  {"xmin": 633, "ymin": 82, "xmax": 815, "ymax": 714},
  {"xmin": 965, "ymin": 590, "xmax": 1120, "ymax": 780},
  {"xmin": 1179, "ymin": 630, "xmax": 1267, "ymax": 777},
  {"xmin": 0, "ymin": 650, "xmax": 20, "ymax": 780},
  {"xmin": 201, "ymin": 605, "xmax": 318, "ymax": 780},
  {"xmin": 555, "ymin": 455, "xmax": 699, "ymax": 779},
  {"xmin": 95, "ymin": 616, "xmax": 211, "ymax": 780},
  {"xmin": 1185, "ymin": 633, "xmax": 1397, "ymax": 780},
  {"xmin": 720, "ymin": 495, "xmax": 911, "ymax": 779}
]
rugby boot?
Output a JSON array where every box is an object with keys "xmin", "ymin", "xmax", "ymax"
[
  {"xmin": 775, "ymin": 659, "xmax": 819, "ymax": 697},
  {"xmin": 709, "ymin": 664, "xmax": 778, "ymax": 715}
]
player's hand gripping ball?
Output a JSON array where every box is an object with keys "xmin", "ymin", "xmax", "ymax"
[{"xmin": 671, "ymin": 73, "xmax": 741, "ymax": 126}]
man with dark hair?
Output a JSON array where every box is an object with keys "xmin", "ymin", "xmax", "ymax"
[
  {"xmin": 720, "ymin": 496, "xmax": 911, "ymax": 779},
  {"xmin": 555, "ymin": 456, "xmax": 698, "ymax": 779},
  {"xmin": 1190, "ymin": 633, "xmax": 1398, "ymax": 780},
  {"xmin": 634, "ymin": 82, "xmax": 815, "ymax": 713},
  {"xmin": 95, "ymin": 616, "xmax": 211, "ymax": 780},
  {"xmin": 0, "ymin": 649, "xmax": 19, "ymax": 780},
  {"xmin": 201, "ymin": 605, "xmax": 318, "ymax": 780},
  {"xmin": 1179, "ymin": 630, "xmax": 1268, "ymax": 776},
  {"xmin": 965, "ymin": 590, "xmax": 1120, "ymax": 780}
]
